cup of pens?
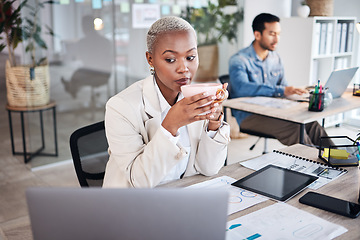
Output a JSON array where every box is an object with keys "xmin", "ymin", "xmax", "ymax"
[{"xmin": 308, "ymin": 84, "xmax": 325, "ymax": 112}]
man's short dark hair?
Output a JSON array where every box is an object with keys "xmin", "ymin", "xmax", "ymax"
[{"xmin": 252, "ymin": 13, "xmax": 280, "ymax": 33}]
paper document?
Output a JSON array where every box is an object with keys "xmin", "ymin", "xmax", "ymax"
[
  {"xmin": 241, "ymin": 96, "xmax": 300, "ymax": 109},
  {"xmin": 187, "ymin": 176, "xmax": 267, "ymax": 215},
  {"xmin": 240, "ymin": 151, "xmax": 347, "ymax": 189},
  {"xmin": 225, "ymin": 202, "xmax": 347, "ymax": 240}
]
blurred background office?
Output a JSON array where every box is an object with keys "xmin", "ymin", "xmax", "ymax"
[{"xmin": 0, "ymin": 0, "xmax": 359, "ymax": 168}]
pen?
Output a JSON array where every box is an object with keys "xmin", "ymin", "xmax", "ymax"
[
  {"xmin": 314, "ymin": 85, "xmax": 318, "ymax": 109},
  {"xmin": 318, "ymin": 85, "xmax": 322, "ymax": 110}
]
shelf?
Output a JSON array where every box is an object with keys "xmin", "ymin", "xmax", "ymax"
[{"xmin": 277, "ymin": 16, "xmax": 357, "ymax": 86}]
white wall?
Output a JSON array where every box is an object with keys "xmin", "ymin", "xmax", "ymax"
[
  {"xmin": 219, "ymin": 0, "xmax": 292, "ymax": 76},
  {"xmin": 242, "ymin": 0, "xmax": 292, "ymax": 48}
]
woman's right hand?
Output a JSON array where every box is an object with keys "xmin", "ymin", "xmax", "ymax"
[{"xmin": 161, "ymin": 92, "xmax": 217, "ymax": 136}]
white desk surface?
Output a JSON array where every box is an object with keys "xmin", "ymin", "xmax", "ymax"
[
  {"xmin": 222, "ymin": 91, "xmax": 360, "ymax": 124},
  {"xmin": 162, "ymin": 144, "xmax": 360, "ymax": 239}
]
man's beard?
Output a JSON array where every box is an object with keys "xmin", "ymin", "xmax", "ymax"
[{"xmin": 259, "ymin": 41, "xmax": 276, "ymax": 51}]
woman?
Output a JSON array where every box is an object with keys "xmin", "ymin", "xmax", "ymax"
[{"xmin": 103, "ymin": 16, "xmax": 230, "ymax": 188}]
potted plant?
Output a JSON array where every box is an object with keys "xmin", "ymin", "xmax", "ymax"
[
  {"xmin": 0, "ymin": 0, "xmax": 56, "ymax": 107},
  {"xmin": 306, "ymin": 0, "xmax": 334, "ymax": 17},
  {"xmin": 181, "ymin": 0, "xmax": 243, "ymax": 82}
]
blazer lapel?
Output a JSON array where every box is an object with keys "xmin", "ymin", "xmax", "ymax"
[
  {"xmin": 142, "ymin": 76, "xmax": 162, "ymax": 141},
  {"xmin": 143, "ymin": 76, "xmax": 161, "ymax": 118}
]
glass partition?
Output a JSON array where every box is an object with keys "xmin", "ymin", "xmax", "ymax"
[{"xmin": 16, "ymin": 0, "xmax": 242, "ymax": 167}]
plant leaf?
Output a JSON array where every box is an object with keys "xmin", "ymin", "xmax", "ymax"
[
  {"xmin": 0, "ymin": 44, "xmax": 6, "ymax": 52},
  {"xmin": 25, "ymin": 42, "xmax": 34, "ymax": 52},
  {"xmin": 33, "ymin": 33, "xmax": 47, "ymax": 49},
  {"xmin": 37, "ymin": 57, "xmax": 47, "ymax": 65}
]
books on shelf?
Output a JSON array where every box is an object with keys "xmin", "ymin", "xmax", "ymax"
[
  {"xmin": 313, "ymin": 22, "xmax": 321, "ymax": 55},
  {"xmin": 339, "ymin": 22, "xmax": 347, "ymax": 53},
  {"xmin": 346, "ymin": 22, "xmax": 354, "ymax": 52},
  {"xmin": 325, "ymin": 22, "xmax": 333, "ymax": 54},
  {"xmin": 316, "ymin": 21, "xmax": 355, "ymax": 55},
  {"xmin": 315, "ymin": 22, "xmax": 336, "ymax": 55},
  {"xmin": 335, "ymin": 21, "xmax": 354, "ymax": 53},
  {"xmin": 319, "ymin": 22, "xmax": 327, "ymax": 55}
]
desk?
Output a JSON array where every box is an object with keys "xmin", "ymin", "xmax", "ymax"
[
  {"xmin": 163, "ymin": 144, "xmax": 360, "ymax": 239},
  {"xmin": 6, "ymin": 101, "xmax": 58, "ymax": 163},
  {"xmin": 222, "ymin": 92, "xmax": 360, "ymax": 144}
]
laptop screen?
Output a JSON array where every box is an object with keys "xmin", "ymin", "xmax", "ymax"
[
  {"xmin": 324, "ymin": 67, "xmax": 358, "ymax": 98},
  {"xmin": 26, "ymin": 187, "xmax": 228, "ymax": 240}
]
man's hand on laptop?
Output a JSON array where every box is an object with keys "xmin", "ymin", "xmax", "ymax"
[{"xmin": 284, "ymin": 86, "xmax": 307, "ymax": 96}]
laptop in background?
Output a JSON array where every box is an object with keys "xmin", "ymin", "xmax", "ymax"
[
  {"xmin": 324, "ymin": 67, "xmax": 359, "ymax": 98},
  {"xmin": 26, "ymin": 187, "xmax": 229, "ymax": 240}
]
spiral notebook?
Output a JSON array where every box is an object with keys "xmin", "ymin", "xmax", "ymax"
[{"xmin": 240, "ymin": 150, "xmax": 347, "ymax": 190}]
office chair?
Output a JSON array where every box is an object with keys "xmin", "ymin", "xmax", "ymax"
[
  {"xmin": 70, "ymin": 121, "xmax": 109, "ymax": 187},
  {"xmin": 219, "ymin": 74, "xmax": 275, "ymax": 154}
]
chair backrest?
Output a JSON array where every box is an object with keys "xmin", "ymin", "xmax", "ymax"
[
  {"xmin": 218, "ymin": 75, "xmax": 275, "ymax": 150},
  {"xmin": 70, "ymin": 121, "xmax": 109, "ymax": 187}
]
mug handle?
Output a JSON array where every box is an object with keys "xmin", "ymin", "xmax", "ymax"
[{"xmin": 214, "ymin": 88, "xmax": 227, "ymax": 103}]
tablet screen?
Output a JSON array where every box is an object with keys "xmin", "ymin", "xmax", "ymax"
[{"xmin": 231, "ymin": 165, "xmax": 318, "ymax": 201}]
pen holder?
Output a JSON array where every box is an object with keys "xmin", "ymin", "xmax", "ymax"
[
  {"xmin": 353, "ymin": 84, "xmax": 360, "ymax": 96},
  {"xmin": 308, "ymin": 91, "xmax": 324, "ymax": 112}
]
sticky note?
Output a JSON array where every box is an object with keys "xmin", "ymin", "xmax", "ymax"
[
  {"xmin": 92, "ymin": 0, "xmax": 102, "ymax": 9},
  {"xmin": 120, "ymin": 2, "xmax": 130, "ymax": 13},
  {"xmin": 161, "ymin": 5, "xmax": 170, "ymax": 15},
  {"xmin": 322, "ymin": 148, "xmax": 349, "ymax": 159},
  {"xmin": 172, "ymin": 5, "xmax": 181, "ymax": 15}
]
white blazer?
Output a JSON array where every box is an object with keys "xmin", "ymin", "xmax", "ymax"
[{"xmin": 103, "ymin": 76, "xmax": 231, "ymax": 188}]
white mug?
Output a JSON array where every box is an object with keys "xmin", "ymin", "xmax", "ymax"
[{"xmin": 181, "ymin": 83, "xmax": 226, "ymax": 103}]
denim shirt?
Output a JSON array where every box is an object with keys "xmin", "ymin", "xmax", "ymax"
[{"xmin": 228, "ymin": 43, "xmax": 288, "ymax": 125}]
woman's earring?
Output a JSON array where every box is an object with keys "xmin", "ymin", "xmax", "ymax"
[{"xmin": 150, "ymin": 66, "xmax": 155, "ymax": 75}]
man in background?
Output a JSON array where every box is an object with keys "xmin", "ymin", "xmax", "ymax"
[{"xmin": 229, "ymin": 13, "xmax": 330, "ymax": 146}]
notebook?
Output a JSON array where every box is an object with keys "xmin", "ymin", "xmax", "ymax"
[
  {"xmin": 240, "ymin": 150, "xmax": 348, "ymax": 190},
  {"xmin": 231, "ymin": 165, "xmax": 318, "ymax": 201},
  {"xmin": 26, "ymin": 188, "xmax": 229, "ymax": 240},
  {"xmin": 323, "ymin": 67, "xmax": 359, "ymax": 98}
]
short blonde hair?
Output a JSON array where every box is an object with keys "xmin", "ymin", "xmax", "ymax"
[{"xmin": 146, "ymin": 16, "xmax": 196, "ymax": 53}]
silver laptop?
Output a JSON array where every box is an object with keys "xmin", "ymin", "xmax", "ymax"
[
  {"xmin": 26, "ymin": 187, "xmax": 228, "ymax": 240},
  {"xmin": 324, "ymin": 67, "xmax": 359, "ymax": 98}
]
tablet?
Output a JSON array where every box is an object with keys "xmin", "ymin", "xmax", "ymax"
[{"xmin": 231, "ymin": 165, "xmax": 318, "ymax": 201}]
